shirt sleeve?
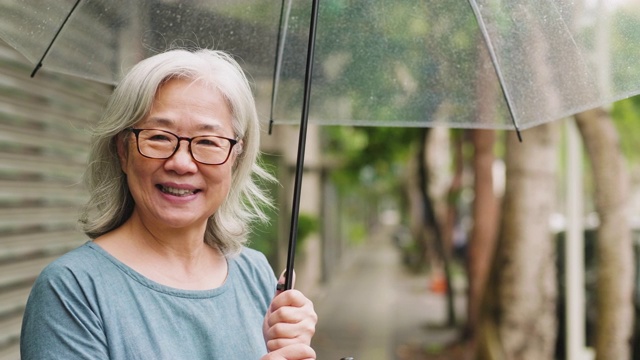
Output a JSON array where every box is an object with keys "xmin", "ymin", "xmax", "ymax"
[
  {"xmin": 20, "ymin": 262, "xmax": 109, "ymax": 360},
  {"xmin": 252, "ymin": 249, "xmax": 279, "ymax": 304}
]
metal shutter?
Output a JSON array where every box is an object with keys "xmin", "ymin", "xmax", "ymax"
[{"xmin": 0, "ymin": 40, "xmax": 111, "ymax": 360}]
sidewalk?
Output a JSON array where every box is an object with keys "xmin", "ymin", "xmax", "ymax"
[{"xmin": 311, "ymin": 226, "xmax": 465, "ymax": 360}]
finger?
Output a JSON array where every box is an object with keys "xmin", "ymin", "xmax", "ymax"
[
  {"xmin": 266, "ymin": 336, "xmax": 303, "ymax": 352},
  {"xmin": 270, "ymin": 289, "xmax": 311, "ymax": 310},
  {"xmin": 265, "ymin": 321, "xmax": 316, "ymax": 349},
  {"xmin": 260, "ymin": 344, "xmax": 316, "ymax": 360},
  {"xmin": 267, "ymin": 300, "xmax": 316, "ymax": 328},
  {"xmin": 265, "ymin": 307, "xmax": 316, "ymax": 333},
  {"xmin": 265, "ymin": 309, "xmax": 316, "ymax": 351},
  {"xmin": 276, "ymin": 269, "xmax": 296, "ymax": 293}
]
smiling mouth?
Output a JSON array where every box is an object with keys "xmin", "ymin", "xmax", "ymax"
[{"xmin": 157, "ymin": 185, "xmax": 200, "ymax": 196}]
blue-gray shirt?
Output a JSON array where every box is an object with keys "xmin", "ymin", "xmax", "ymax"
[{"xmin": 20, "ymin": 241, "xmax": 277, "ymax": 360}]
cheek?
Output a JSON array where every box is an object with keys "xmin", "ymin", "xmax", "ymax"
[
  {"xmin": 206, "ymin": 167, "xmax": 234, "ymax": 197},
  {"xmin": 211, "ymin": 167, "xmax": 234, "ymax": 188}
]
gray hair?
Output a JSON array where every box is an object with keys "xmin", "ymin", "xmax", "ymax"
[{"xmin": 80, "ymin": 49, "xmax": 275, "ymax": 256}]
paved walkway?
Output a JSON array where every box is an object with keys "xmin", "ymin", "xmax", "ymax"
[{"xmin": 311, "ymin": 226, "xmax": 464, "ymax": 360}]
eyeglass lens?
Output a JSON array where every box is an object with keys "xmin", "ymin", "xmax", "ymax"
[{"xmin": 134, "ymin": 129, "xmax": 234, "ymax": 165}]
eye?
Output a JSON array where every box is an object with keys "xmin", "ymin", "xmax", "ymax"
[
  {"xmin": 195, "ymin": 137, "xmax": 225, "ymax": 148},
  {"xmin": 143, "ymin": 131, "xmax": 173, "ymax": 142}
]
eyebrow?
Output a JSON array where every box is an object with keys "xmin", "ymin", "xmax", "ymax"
[{"xmin": 144, "ymin": 117, "xmax": 223, "ymax": 132}]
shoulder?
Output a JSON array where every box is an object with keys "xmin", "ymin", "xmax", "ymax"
[
  {"xmin": 22, "ymin": 243, "xmax": 111, "ymax": 359},
  {"xmin": 39, "ymin": 242, "xmax": 104, "ymax": 275},
  {"xmin": 231, "ymin": 247, "xmax": 276, "ymax": 281},
  {"xmin": 228, "ymin": 247, "xmax": 276, "ymax": 300},
  {"xmin": 32, "ymin": 242, "xmax": 113, "ymax": 296},
  {"xmin": 235, "ymin": 246, "xmax": 270, "ymax": 265}
]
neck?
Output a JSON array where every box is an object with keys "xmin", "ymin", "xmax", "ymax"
[{"xmin": 95, "ymin": 210, "xmax": 228, "ymax": 290}]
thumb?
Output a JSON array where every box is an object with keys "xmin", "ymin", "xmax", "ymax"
[{"xmin": 275, "ymin": 270, "xmax": 296, "ymax": 294}]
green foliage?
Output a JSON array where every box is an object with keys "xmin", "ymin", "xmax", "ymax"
[
  {"xmin": 612, "ymin": 10, "xmax": 640, "ymax": 90},
  {"xmin": 347, "ymin": 222, "xmax": 367, "ymax": 245},
  {"xmin": 310, "ymin": 0, "xmax": 487, "ymax": 239},
  {"xmin": 611, "ymin": 94, "xmax": 640, "ymax": 162},
  {"xmin": 295, "ymin": 212, "xmax": 319, "ymax": 250},
  {"xmin": 247, "ymin": 155, "xmax": 279, "ymax": 261},
  {"xmin": 248, "ymin": 202, "xmax": 277, "ymax": 259},
  {"xmin": 322, "ymin": 126, "xmax": 419, "ymax": 189},
  {"xmin": 610, "ymin": 8, "xmax": 640, "ymax": 160}
]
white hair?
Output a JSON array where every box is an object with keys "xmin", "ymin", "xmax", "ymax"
[{"xmin": 80, "ymin": 49, "xmax": 275, "ymax": 256}]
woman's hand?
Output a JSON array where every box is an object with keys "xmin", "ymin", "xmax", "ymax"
[
  {"xmin": 263, "ymin": 272, "xmax": 317, "ymax": 359},
  {"xmin": 259, "ymin": 344, "xmax": 316, "ymax": 360}
]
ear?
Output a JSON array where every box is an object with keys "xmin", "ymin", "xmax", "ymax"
[
  {"xmin": 230, "ymin": 140, "xmax": 243, "ymax": 170},
  {"xmin": 234, "ymin": 140, "xmax": 244, "ymax": 156},
  {"xmin": 116, "ymin": 132, "xmax": 129, "ymax": 174}
]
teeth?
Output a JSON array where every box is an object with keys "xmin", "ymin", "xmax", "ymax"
[{"xmin": 160, "ymin": 185, "xmax": 195, "ymax": 196}]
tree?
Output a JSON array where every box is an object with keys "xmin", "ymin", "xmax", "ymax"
[
  {"xmin": 575, "ymin": 108, "xmax": 634, "ymax": 360},
  {"xmin": 418, "ymin": 128, "xmax": 456, "ymax": 325},
  {"xmin": 465, "ymin": 33, "xmax": 502, "ymax": 355},
  {"xmin": 479, "ymin": 124, "xmax": 559, "ymax": 360},
  {"xmin": 465, "ymin": 129, "xmax": 500, "ymax": 352}
]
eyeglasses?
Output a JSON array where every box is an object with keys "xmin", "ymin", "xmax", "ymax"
[{"xmin": 128, "ymin": 128, "xmax": 239, "ymax": 165}]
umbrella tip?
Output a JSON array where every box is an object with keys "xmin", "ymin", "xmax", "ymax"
[
  {"xmin": 30, "ymin": 63, "xmax": 43, "ymax": 78},
  {"xmin": 516, "ymin": 128, "xmax": 523, "ymax": 143},
  {"xmin": 268, "ymin": 119, "xmax": 274, "ymax": 135}
]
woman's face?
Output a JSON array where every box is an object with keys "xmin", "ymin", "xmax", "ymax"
[{"xmin": 118, "ymin": 78, "xmax": 238, "ymax": 232}]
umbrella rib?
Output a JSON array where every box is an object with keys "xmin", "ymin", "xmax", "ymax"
[
  {"xmin": 467, "ymin": 0, "xmax": 522, "ymax": 141},
  {"xmin": 269, "ymin": 0, "xmax": 293, "ymax": 135},
  {"xmin": 31, "ymin": 0, "xmax": 82, "ymax": 78}
]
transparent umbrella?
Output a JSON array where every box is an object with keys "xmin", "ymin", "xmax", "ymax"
[
  {"xmin": 1, "ymin": 0, "xmax": 640, "ymax": 288},
  {"xmin": 272, "ymin": 0, "xmax": 640, "ymax": 131},
  {"xmin": 1, "ymin": 1, "xmax": 638, "ymax": 130},
  {"xmin": 2, "ymin": 0, "xmax": 638, "ymax": 130}
]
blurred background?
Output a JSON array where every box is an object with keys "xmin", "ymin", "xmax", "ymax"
[{"xmin": 1, "ymin": 1, "xmax": 640, "ymax": 360}]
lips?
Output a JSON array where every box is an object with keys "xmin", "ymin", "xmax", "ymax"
[{"xmin": 156, "ymin": 184, "xmax": 200, "ymax": 197}]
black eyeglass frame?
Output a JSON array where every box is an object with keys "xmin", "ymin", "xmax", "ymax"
[{"xmin": 128, "ymin": 128, "xmax": 239, "ymax": 165}]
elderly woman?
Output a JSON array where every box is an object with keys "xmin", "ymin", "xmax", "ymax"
[{"xmin": 20, "ymin": 49, "xmax": 317, "ymax": 359}]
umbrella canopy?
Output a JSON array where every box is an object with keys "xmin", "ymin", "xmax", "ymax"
[
  {"xmin": 1, "ymin": 0, "xmax": 639, "ymax": 131},
  {"xmin": 0, "ymin": 1, "xmax": 280, "ymax": 86},
  {"xmin": 273, "ymin": 0, "xmax": 640, "ymax": 130}
]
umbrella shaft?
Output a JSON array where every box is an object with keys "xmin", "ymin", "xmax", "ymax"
[{"xmin": 284, "ymin": 0, "xmax": 320, "ymax": 291}]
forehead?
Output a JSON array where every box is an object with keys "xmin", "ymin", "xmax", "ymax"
[{"xmin": 140, "ymin": 78, "xmax": 234, "ymax": 134}]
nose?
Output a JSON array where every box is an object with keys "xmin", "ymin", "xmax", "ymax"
[{"xmin": 164, "ymin": 139, "xmax": 198, "ymax": 174}]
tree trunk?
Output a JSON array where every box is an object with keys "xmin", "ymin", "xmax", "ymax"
[
  {"xmin": 418, "ymin": 128, "xmax": 456, "ymax": 326},
  {"xmin": 466, "ymin": 129, "xmax": 499, "ymax": 347},
  {"xmin": 467, "ymin": 29, "xmax": 501, "ymax": 356},
  {"xmin": 442, "ymin": 131, "xmax": 464, "ymax": 261},
  {"xmin": 405, "ymin": 152, "xmax": 430, "ymax": 271},
  {"xmin": 478, "ymin": 124, "xmax": 559, "ymax": 360},
  {"xmin": 574, "ymin": 108, "xmax": 634, "ymax": 360}
]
